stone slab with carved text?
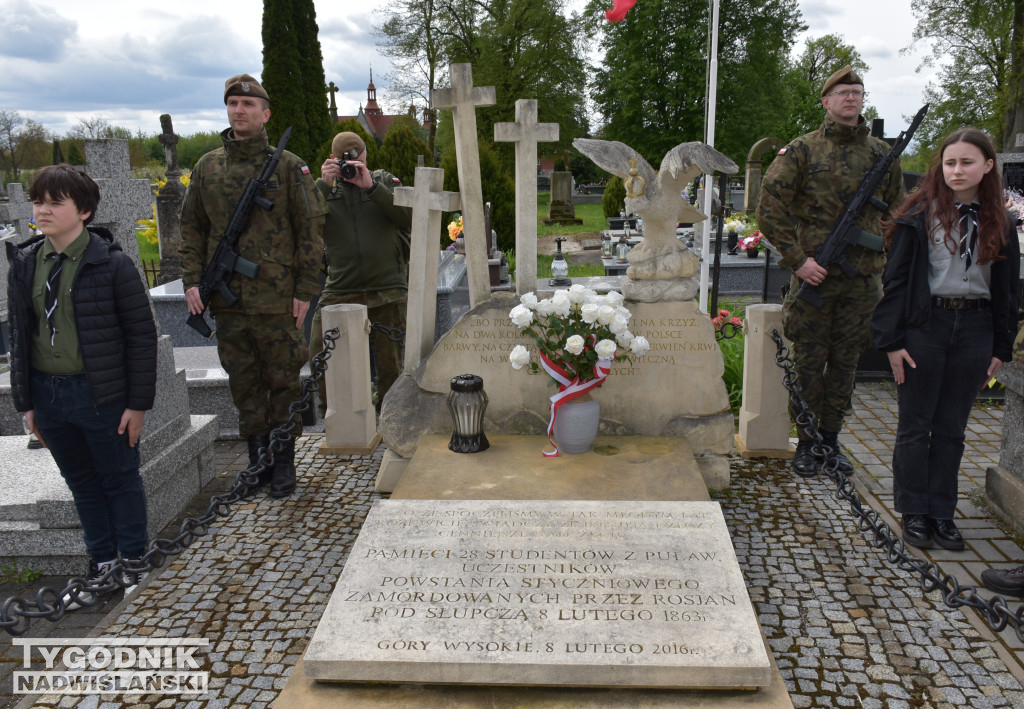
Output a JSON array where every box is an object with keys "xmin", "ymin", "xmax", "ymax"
[{"xmin": 305, "ymin": 499, "xmax": 770, "ymax": 688}]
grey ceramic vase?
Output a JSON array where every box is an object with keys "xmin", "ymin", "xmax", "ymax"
[{"xmin": 552, "ymin": 396, "xmax": 600, "ymax": 454}]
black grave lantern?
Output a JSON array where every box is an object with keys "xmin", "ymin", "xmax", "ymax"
[{"xmin": 447, "ymin": 374, "xmax": 490, "ymax": 453}]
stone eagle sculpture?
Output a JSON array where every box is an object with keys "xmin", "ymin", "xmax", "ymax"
[{"xmin": 573, "ymin": 138, "xmax": 738, "ymax": 300}]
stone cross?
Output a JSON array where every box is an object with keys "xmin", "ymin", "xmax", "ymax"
[
  {"xmin": 156, "ymin": 115, "xmax": 185, "ymax": 283},
  {"xmin": 85, "ymin": 139, "xmax": 155, "ymax": 276},
  {"xmin": 0, "ymin": 183, "xmax": 35, "ymax": 238},
  {"xmin": 494, "ymin": 99, "xmax": 559, "ymax": 296},
  {"xmin": 433, "ymin": 63, "xmax": 495, "ymax": 308},
  {"xmin": 394, "ymin": 166, "xmax": 461, "ymax": 371},
  {"xmin": 328, "ymin": 81, "xmax": 339, "ymax": 123}
]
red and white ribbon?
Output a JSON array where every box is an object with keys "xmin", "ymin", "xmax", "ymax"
[{"xmin": 539, "ymin": 340, "xmax": 613, "ymax": 456}]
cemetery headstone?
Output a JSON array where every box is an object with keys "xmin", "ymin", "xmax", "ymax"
[
  {"xmin": 543, "ymin": 171, "xmax": 583, "ymax": 226},
  {"xmin": 494, "ymin": 99, "xmax": 559, "ymax": 295},
  {"xmin": 742, "ymin": 137, "xmax": 783, "ymax": 216},
  {"xmin": 434, "ymin": 63, "xmax": 496, "ymax": 308},
  {"xmin": 156, "ymin": 114, "xmax": 185, "ymax": 284},
  {"xmin": 0, "ymin": 182, "xmax": 35, "ymax": 238},
  {"xmin": 85, "ymin": 139, "xmax": 154, "ymax": 271},
  {"xmin": 305, "ymin": 498, "xmax": 771, "ymax": 688}
]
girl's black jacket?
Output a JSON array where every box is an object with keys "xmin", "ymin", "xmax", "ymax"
[
  {"xmin": 6, "ymin": 227, "xmax": 158, "ymax": 412},
  {"xmin": 872, "ymin": 210, "xmax": 1021, "ymax": 361}
]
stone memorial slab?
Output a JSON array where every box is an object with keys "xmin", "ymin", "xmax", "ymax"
[{"xmin": 305, "ymin": 498, "xmax": 770, "ymax": 688}]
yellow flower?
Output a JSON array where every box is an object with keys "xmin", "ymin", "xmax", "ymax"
[{"xmin": 447, "ymin": 215, "xmax": 463, "ymax": 241}]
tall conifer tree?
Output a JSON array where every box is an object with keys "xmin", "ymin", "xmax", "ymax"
[{"xmin": 261, "ymin": 0, "xmax": 330, "ymax": 163}]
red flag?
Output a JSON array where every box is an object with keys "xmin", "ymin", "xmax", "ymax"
[{"xmin": 606, "ymin": 0, "xmax": 636, "ymax": 22}]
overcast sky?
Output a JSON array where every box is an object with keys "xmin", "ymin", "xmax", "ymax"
[{"xmin": 0, "ymin": 0, "xmax": 939, "ymax": 141}]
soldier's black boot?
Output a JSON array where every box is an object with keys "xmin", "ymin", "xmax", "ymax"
[
  {"xmin": 246, "ymin": 434, "xmax": 272, "ymax": 488},
  {"xmin": 269, "ymin": 438, "xmax": 296, "ymax": 498},
  {"xmin": 820, "ymin": 431, "xmax": 854, "ymax": 476},
  {"xmin": 792, "ymin": 440, "xmax": 819, "ymax": 478}
]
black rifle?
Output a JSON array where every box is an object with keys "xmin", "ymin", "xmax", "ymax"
[
  {"xmin": 186, "ymin": 126, "xmax": 292, "ymax": 337},
  {"xmin": 797, "ymin": 104, "xmax": 929, "ymax": 308}
]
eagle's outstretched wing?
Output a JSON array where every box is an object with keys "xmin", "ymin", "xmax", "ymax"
[{"xmin": 573, "ymin": 138, "xmax": 657, "ymax": 189}]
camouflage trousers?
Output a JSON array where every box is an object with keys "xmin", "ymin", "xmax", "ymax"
[
  {"xmin": 310, "ymin": 290, "xmax": 406, "ymax": 417},
  {"xmin": 214, "ymin": 312, "xmax": 308, "ymax": 438},
  {"xmin": 782, "ymin": 269, "xmax": 882, "ymax": 437}
]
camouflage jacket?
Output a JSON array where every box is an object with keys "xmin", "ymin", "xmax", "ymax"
[
  {"xmin": 180, "ymin": 127, "xmax": 327, "ymax": 314},
  {"xmin": 316, "ymin": 169, "xmax": 411, "ymax": 301},
  {"xmin": 756, "ymin": 115, "xmax": 905, "ymax": 274}
]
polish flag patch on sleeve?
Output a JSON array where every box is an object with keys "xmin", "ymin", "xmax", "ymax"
[
  {"xmin": 300, "ymin": 164, "xmax": 310, "ymax": 175},
  {"xmin": 777, "ymin": 148, "xmax": 787, "ymax": 155}
]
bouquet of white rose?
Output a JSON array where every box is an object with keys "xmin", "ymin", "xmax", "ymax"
[
  {"xmin": 507, "ymin": 285, "xmax": 650, "ymax": 456},
  {"xmin": 507, "ymin": 285, "xmax": 650, "ymax": 383}
]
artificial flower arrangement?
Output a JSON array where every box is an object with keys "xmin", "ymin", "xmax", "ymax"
[
  {"xmin": 711, "ymin": 309, "xmax": 743, "ymax": 329},
  {"xmin": 447, "ymin": 214, "xmax": 464, "ymax": 241},
  {"xmin": 724, "ymin": 218, "xmax": 749, "ymax": 236},
  {"xmin": 508, "ymin": 286, "xmax": 650, "ymax": 456},
  {"xmin": 1005, "ymin": 188, "xmax": 1024, "ymax": 223},
  {"xmin": 739, "ymin": 230, "xmax": 764, "ymax": 254}
]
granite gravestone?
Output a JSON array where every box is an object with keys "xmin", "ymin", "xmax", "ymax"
[
  {"xmin": 305, "ymin": 499, "xmax": 770, "ymax": 689},
  {"xmin": 156, "ymin": 114, "xmax": 185, "ymax": 284},
  {"xmin": 544, "ymin": 172, "xmax": 583, "ymax": 227}
]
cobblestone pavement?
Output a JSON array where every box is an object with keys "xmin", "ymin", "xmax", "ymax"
[{"xmin": 1, "ymin": 381, "xmax": 1022, "ymax": 708}]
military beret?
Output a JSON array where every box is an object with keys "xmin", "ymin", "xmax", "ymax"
[
  {"xmin": 224, "ymin": 74, "xmax": 269, "ymax": 104},
  {"xmin": 332, "ymin": 132, "xmax": 366, "ymax": 159},
  {"xmin": 821, "ymin": 65, "xmax": 863, "ymax": 97}
]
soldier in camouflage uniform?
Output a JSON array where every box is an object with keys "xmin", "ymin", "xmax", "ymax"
[
  {"xmin": 757, "ymin": 65, "xmax": 906, "ymax": 477},
  {"xmin": 180, "ymin": 74, "xmax": 327, "ymax": 497},
  {"xmin": 310, "ymin": 132, "xmax": 411, "ymax": 418}
]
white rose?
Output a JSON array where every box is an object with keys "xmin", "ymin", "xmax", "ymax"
[
  {"xmin": 551, "ymin": 291, "xmax": 572, "ymax": 317},
  {"xmin": 537, "ymin": 298, "xmax": 555, "ymax": 316},
  {"xmin": 616, "ymin": 330, "xmax": 634, "ymax": 347},
  {"xmin": 509, "ymin": 344, "xmax": 530, "ymax": 370},
  {"xmin": 568, "ymin": 284, "xmax": 589, "ymax": 304},
  {"xmin": 581, "ymin": 303, "xmax": 600, "ymax": 324},
  {"xmin": 595, "ymin": 339, "xmax": 617, "ymax": 360},
  {"xmin": 565, "ymin": 335, "xmax": 585, "ymax": 355},
  {"xmin": 630, "ymin": 335, "xmax": 651, "ymax": 356},
  {"xmin": 509, "ymin": 304, "xmax": 533, "ymax": 328},
  {"xmin": 596, "ymin": 305, "xmax": 616, "ymax": 326},
  {"xmin": 604, "ymin": 291, "xmax": 624, "ymax": 308},
  {"xmin": 520, "ymin": 292, "xmax": 539, "ymax": 309},
  {"xmin": 608, "ymin": 314, "xmax": 629, "ymax": 334}
]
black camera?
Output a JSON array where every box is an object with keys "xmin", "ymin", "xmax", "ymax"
[{"xmin": 337, "ymin": 152, "xmax": 357, "ymax": 180}]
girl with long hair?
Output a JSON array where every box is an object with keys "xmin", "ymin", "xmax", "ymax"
[{"xmin": 872, "ymin": 127, "xmax": 1020, "ymax": 551}]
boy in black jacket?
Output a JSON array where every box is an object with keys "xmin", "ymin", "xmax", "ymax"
[{"xmin": 6, "ymin": 164, "xmax": 158, "ymax": 607}]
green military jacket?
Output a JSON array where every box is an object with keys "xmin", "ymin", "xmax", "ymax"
[
  {"xmin": 316, "ymin": 169, "xmax": 412, "ymax": 304},
  {"xmin": 756, "ymin": 115, "xmax": 905, "ymax": 274},
  {"xmin": 180, "ymin": 127, "xmax": 327, "ymax": 314}
]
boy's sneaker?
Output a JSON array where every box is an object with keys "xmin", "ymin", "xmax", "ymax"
[
  {"xmin": 61, "ymin": 559, "xmax": 116, "ymax": 611},
  {"xmin": 121, "ymin": 557, "xmax": 149, "ymax": 596}
]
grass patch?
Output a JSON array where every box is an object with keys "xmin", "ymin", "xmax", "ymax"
[
  {"xmin": 536, "ymin": 192, "xmax": 607, "ymax": 236},
  {"xmin": 536, "ymin": 253, "xmax": 605, "ymax": 278},
  {"xmin": 1, "ymin": 559, "xmax": 42, "ymax": 585}
]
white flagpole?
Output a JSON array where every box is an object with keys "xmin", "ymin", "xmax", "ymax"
[{"xmin": 699, "ymin": 0, "xmax": 721, "ymax": 314}]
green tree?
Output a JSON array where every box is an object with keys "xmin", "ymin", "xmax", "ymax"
[
  {"xmin": 0, "ymin": 110, "xmax": 49, "ymax": 180},
  {"xmin": 261, "ymin": 0, "xmax": 330, "ymax": 163},
  {"xmin": 784, "ymin": 35, "xmax": 868, "ymax": 137},
  {"xmin": 375, "ymin": 0, "xmax": 448, "ymax": 156},
  {"xmin": 177, "ymin": 132, "xmax": 224, "ymax": 170},
  {"xmin": 602, "ymin": 176, "xmax": 625, "ymax": 218},
  {"xmin": 904, "ymin": 0, "xmax": 1022, "ymax": 155},
  {"xmin": 377, "ymin": 117, "xmax": 432, "ymax": 185},
  {"xmin": 589, "ymin": 0, "xmax": 805, "ymax": 169}
]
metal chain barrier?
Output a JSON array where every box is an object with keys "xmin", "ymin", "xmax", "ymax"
[
  {"xmin": 714, "ymin": 320, "xmax": 742, "ymax": 342},
  {"xmin": 0, "ymin": 328, "xmax": 342, "ymax": 637},
  {"xmin": 370, "ymin": 321, "xmax": 405, "ymax": 343},
  {"xmin": 769, "ymin": 328, "xmax": 1024, "ymax": 643}
]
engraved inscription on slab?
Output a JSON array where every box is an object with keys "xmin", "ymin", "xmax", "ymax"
[{"xmin": 306, "ymin": 499, "xmax": 771, "ymax": 689}]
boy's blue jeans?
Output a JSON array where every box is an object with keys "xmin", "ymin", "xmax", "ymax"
[{"xmin": 30, "ymin": 370, "xmax": 148, "ymax": 562}]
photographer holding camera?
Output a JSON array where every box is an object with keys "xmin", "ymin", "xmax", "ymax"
[{"xmin": 312, "ymin": 131, "xmax": 412, "ymax": 417}]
